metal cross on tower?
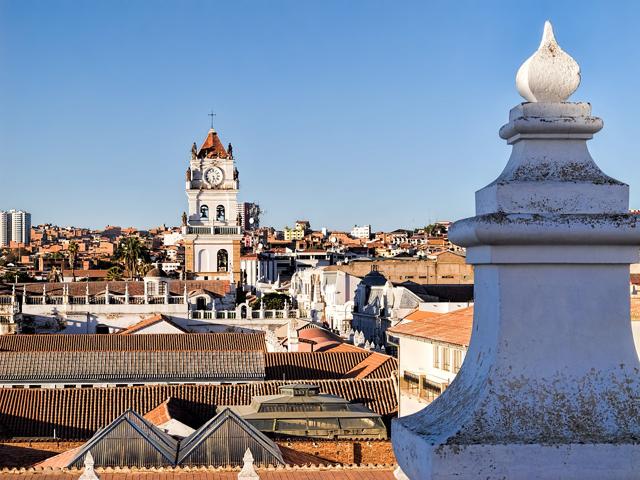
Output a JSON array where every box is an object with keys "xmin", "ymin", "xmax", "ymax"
[{"xmin": 208, "ymin": 110, "xmax": 216, "ymax": 129}]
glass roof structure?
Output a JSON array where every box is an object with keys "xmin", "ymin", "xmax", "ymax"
[
  {"xmin": 178, "ymin": 408, "xmax": 285, "ymax": 467},
  {"xmin": 224, "ymin": 384, "xmax": 388, "ymax": 440},
  {"xmin": 67, "ymin": 409, "xmax": 178, "ymax": 468}
]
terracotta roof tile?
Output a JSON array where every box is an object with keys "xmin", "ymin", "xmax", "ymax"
[
  {"xmin": 143, "ymin": 397, "xmax": 200, "ymax": 429},
  {"xmin": 343, "ymin": 353, "xmax": 397, "ymax": 380},
  {"xmin": 198, "ymin": 129, "xmax": 228, "ymax": 159},
  {"xmin": 387, "ymin": 306, "xmax": 473, "ymax": 346},
  {"xmin": 118, "ymin": 315, "xmax": 188, "ymax": 335},
  {"xmin": 402, "ymin": 310, "xmax": 444, "ymax": 322},
  {"xmin": 265, "ymin": 352, "xmax": 396, "ymax": 381},
  {"xmin": 0, "ymin": 379, "xmax": 397, "ymax": 439}
]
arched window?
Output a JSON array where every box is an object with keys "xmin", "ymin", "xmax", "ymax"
[
  {"xmin": 216, "ymin": 205, "xmax": 225, "ymax": 222},
  {"xmin": 217, "ymin": 249, "xmax": 229, "ymax": 272},
  {"xmin": 198, "ymin": 249, "xmax": 209, "ymax": 271},
  {"xmin": 200, "ymin": 205, "xmax": 209, "ymax": 219}
]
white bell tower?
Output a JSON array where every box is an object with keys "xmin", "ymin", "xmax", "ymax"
[{"xmin": 182, "ymin": 126, "xmax": 242, "ymax": 284}]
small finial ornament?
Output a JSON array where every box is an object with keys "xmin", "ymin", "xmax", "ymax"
[{"xmin": 516, "ymin": 21, "xmax": 580, "ymax": 103}]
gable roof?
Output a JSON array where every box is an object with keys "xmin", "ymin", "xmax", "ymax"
[
  {"xmin": 144, "ymin": 397, "xmax": 201, "ymax": 430},
  {"xmin": 0, "ymin": 350, "xmax": 265, "ymax": 385},
  {"xmin": 387, "ymin": 306, "xmax": 473, "ymax": 347},
  {"xmin": 118, "ymin": 315, "xmax": 188, "ymax": 335},
  {"xmin": 265, "ymin": 352, "xmax": 397, "ymax": 381},
  {"xmin": 42, "ymin": 409, "xmax": 178, "ymax": 468},
  {"xmin": 177, "ymin": 408, "xmax": 284, "ymax": 467},
  {"xmin": 343, "ymin": 352, "xmax": 398, "ymax": 380},
  {"xmin": 402, "ymin": 310, "xmax": 445, "ymax": 322}
]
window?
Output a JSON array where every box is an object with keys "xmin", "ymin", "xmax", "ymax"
[
  {"xmin": 453, "ymin": 349, "xmax": 463, "ymax": 373},
  {"xmin": 216, "ymin": 205, "xmax": 225, "ymax": 221},
  {"xmin": 248, "ymin": 419, "xmax": 275, "ymax": 431},
  {"xmin": 217, "ymin": 249, "xmax": 228, "ymax": 272},
  {"xmin": 95, "ymin": 324, "xmax": 109, "ymax": 334},
  {"xmin": 442, "ymin": 347, "xmax": 451, "ymax": 371},
  {"xmin": 433, "ymin": 345, "xmax": 441, "ymax": 369},
  {"xmin": 200, "ymin": 205, "xmax": 209, "ymax": 219}
]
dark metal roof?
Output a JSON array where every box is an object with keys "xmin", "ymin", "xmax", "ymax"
[
  {"xmin": 0, "ymin": 350, "xmax": 265, "ymax": 384},
  {"xmin": 0, "ymin": 332, "xmax": 266, "ymax": 352}
]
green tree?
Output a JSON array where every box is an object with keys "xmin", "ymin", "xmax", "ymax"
[
  {"xmin": 250, "ymin": 292, "xmax": 291, "ymax": 310},
  {"xmin": 106, "ymin": 266, "xmax": 123, "ymax": 281},
  {"xmin": 1, "ymin": 270, "xmax": 33, "ymax": 283},
  {"xmin": 67, "ymin": 241, "xmax": 79, "ymax": 282},
  {"xmin": 114, "ymin": 236, "xmax": 150, "ymax": 279}
]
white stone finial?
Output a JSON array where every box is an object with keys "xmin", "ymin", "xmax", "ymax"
[
  {"xmin": 238, "ymin": 448, "xmax": 259, "ymax": 479},
  {"xmin": 79, "ymin": 451, "xmax": 99, "ymax": 480},
  {"xmin": 516, "ymin": 21, "xmax": 580, "ymax": 102}
]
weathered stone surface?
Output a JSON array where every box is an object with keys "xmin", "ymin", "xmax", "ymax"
[{"xmin": 392, "ymin": 21, "xmax": 640, "ymax": 479}]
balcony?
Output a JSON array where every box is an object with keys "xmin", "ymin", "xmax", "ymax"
[
  {"xmin": 186, "ymin": 225, "xmax": 242, "ymax": 235},
  {"xmin": 399, "ymin": 371, "xmax": 445, "ymax": 405}
]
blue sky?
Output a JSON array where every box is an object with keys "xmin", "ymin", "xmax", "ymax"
[{"xmin": 1, "ymin": 1, "xmax": 639, "ymax": 231}]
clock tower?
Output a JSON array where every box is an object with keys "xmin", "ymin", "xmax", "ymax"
[{"xmin": 182, "ymin": 128, "xmax": 242, "ymax": 284}]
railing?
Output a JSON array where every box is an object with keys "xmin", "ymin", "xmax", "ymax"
[
  {"xmin": 191, "ymin": 309, "xmax": 298, "ymax": 320},
  {"xmin": 399, "ymin": 373, "xmax": 444, "ymax": 404},
  {"xmin": 0, "ymin": 297, "xmax": 13, "ymax": 305},
  {"xmin": 186, "ymin": 225, "xmax": 242, "ymax": 235},
  {"xmin": 23, "ymin": 294, "xmax": 185, "ymax": 306}
]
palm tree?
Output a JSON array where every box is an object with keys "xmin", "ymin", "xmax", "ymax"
[
  {"xmin": 115, "ymin": 236, "xmax": 150, "ymax": 279},
  {"xmin": 106, "ymin": 266, "xmax": 123, "ymax": 281},
  {"xmin": 67, "ymin": 241, "xmax": 79, "ymax": 282}
]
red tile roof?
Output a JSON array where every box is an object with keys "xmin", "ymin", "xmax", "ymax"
[
  {"xmin": 0, "ymin": 379, "xmax": 397, "ymax": 439},
  {"xmin": 143, "ymin": 397, "xmax": 199, "ymax": 429},
  {"xmin": 118, "ymin": 315, "xmax": 188, "ymax": 334},
  {"xmin": 402, "ymin": 310, "xmax": 444, "ymax": 322},
  {"xmin": 343, "ymin": 353, "xmax": 397, "ymax": 380},
  {"xmin": 265, "ymin": 352, "xmax": 397, "ymax": 380},
  {"xmin": 387, "ymin": 306, "xmax": 473, "ymax": 347},
  {"xmin": 198, "ymin": 129, "xmax": 228, "ymax": 158}
]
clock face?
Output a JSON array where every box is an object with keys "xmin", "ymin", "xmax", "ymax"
[{"xmin": 204, "ymin": 167, "xmax": 224, "ymax": 186}]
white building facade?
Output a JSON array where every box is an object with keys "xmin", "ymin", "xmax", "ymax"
[
  {"xmin": 182, "ymin": 129, "xmax": 242, "ymax": 284},
  {"xmin": 0, "ymin": 209, "xmax": 31, "ymax": 246}
]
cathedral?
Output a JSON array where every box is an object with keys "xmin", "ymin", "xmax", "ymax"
[{"xmin": 182, "ymin": 127, "xmax": 242, "ymax": 284}]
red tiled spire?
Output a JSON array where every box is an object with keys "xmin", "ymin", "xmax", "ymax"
[{"xmin": 198, "ymin": 129, "xmax": 228, "ymax": 159}]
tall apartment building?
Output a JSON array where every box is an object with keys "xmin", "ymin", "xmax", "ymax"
[
  {"xmin": 350, "ymin": 224, "xmax": 372, "ymax": 240},
  {"xmin": 236, "ymin": 202, "xmax": 261, "ymax": 231},
  {"xmin": 0, "ymin": 210, "xmax": 31, "ymax": 246}
]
